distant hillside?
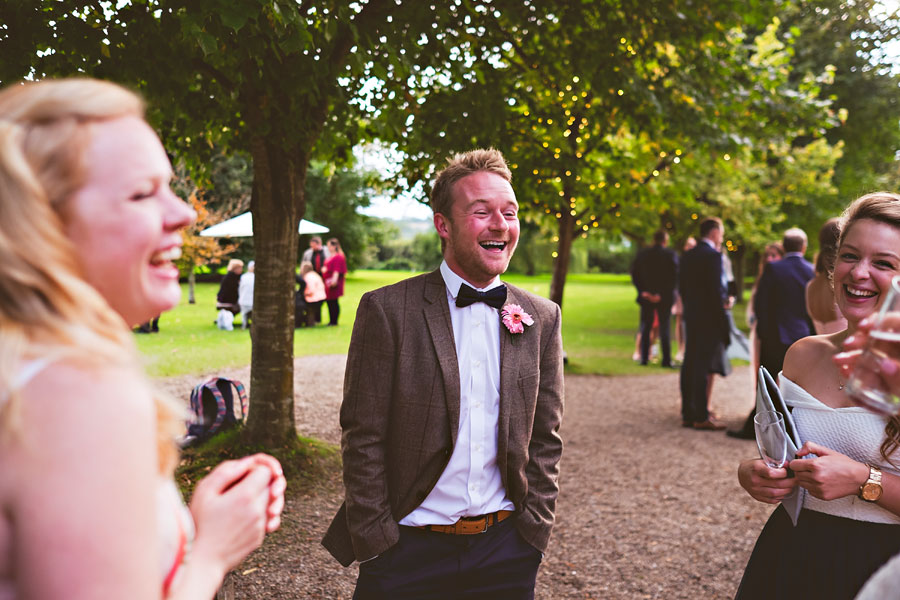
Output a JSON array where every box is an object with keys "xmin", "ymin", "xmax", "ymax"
[{"xmin": 390, "ymin": 218, "xmax": 434, "ymax": 240}]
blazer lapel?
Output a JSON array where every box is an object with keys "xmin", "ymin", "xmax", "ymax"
[
  {"xmin": 422, "ymin": 270, "xmax": 461, "ymax": 445},
  {"xmin": 497, "ymin": 285, "xmax": 527, "ymax": 478}
]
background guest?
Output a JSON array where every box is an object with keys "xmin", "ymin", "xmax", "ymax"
[
  {"xmin": 294, "ymin": 269, "xmax": 308, "ymax": 328},
  {"xmin": 300, "ymin": 261, "xmax": 326, "ymax": 327},
  {"xmin": 672, "ymin": 236, "xmax": 697, "ymax": 363},
  {"xmin": 136, "ymin": 314, "xmax": 161, "ymax": 334},
  {"xmin": 301, "ymin": 236, "xmax": 330, "ymax": 278},
  {"xmin": 746, "ymin": 242, "xmax": 786, "ymax": 376},
  {"xmin": 630, "ymin": 229, "xmax": 678, "ymax": 367},
  {"xmin": 238, "ymin": 260, "xmax": 255, "ymax": 330},
  {"xmin": 706, "ymin": 245, "xmax": 738, "ymax": 420},
  {"xmin": 807, "ymin": 217, "xmax": 848, "ymax": 335},
  {"xmin": 679, "ymin": 218, "xmax": 729, "ymax": 430},
  {"xmin": 322, "ymin": 238, "xmax": 347, "ymax": 327},
  {"xmin": 730, "ymin": 228, "xmax": 815, "ymax": 440},
  {"xmin": 216, "ymin": 258, "xmax": 243, "ymax": 315}
]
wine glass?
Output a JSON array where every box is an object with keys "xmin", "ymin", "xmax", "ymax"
[
  {"xmin": 845, "ymin": 275, "xmax": 900, "ymax": 415},
  {"xmin": 754, "ymin": 410, "xmax": 788, "ymax": 468}
]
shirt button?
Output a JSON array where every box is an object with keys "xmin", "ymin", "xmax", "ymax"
[
  {"xmin": 474, "ymin": 321, "xmax": 482, "ymax": 328},
  {"xmin": 474, "ymin": 402, "xmax": 482, "ymax": 409},
  {"xmin": 473, "ymin": 360, "xmax": 481, "ymax": 368}
]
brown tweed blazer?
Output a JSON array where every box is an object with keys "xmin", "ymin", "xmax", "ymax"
[{"xmin": 322, "ymin": 269, "xmax": 564, "ymax": 566}]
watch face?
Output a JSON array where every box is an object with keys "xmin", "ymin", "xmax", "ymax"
[{"xmin": 862, "ymin": 483, "xmax": 883, "ymax": 501}]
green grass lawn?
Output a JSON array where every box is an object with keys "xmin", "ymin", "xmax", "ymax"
[{"xmin": 138, "ymin": 270, "xmax": 750, "ymax": 378}]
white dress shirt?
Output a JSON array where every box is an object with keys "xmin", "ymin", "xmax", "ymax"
[{"xmin": 398, "ymin": 261, "xmax": 515, "ymax": 526}]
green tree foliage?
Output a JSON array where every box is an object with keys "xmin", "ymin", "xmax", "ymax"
[
  {"xmin": 385, "ymin": 3, "xmax": 838, "ymax": 307},
  {"xmin": 370, "ymin": 228, "xmax": 443, "ymax": 272},
  {"xmin": 1, "ymin": 1, "xmax": 501, "ymax": 446},
  {"xmin": 302, "ymin": 161, "xmax": 379, "ymax": 272},
  {"xmin": 780, "ymin": 0, "xmax": 900, "ymax": 200}
]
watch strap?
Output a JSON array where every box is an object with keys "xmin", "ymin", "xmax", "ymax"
[{"xmin": 859, "ymin": 464, "xmax": 883, "ymax": 502}]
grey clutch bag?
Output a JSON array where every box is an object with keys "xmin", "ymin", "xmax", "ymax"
[{"xmin": 755, "ymin": 366, "xmax": 804, "ymax": 526}]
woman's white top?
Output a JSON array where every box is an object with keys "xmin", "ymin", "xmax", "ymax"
[
  {"xmin": 238, "ymin": 271, "xmax": 255, "ymax": 308},
  {"xmin": 782, "ymin": 375, "xmax": 900, "ymax": 525}
]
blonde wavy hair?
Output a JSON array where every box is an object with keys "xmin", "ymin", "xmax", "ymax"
[{"xmin": 0, "ymin": 78, "xmax": 180, "ymax": 473}]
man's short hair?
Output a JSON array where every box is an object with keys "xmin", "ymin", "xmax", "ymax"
[
  {"xmin": 699, "ymin": 217, "xmax": 723, "ymax": 239},
  {"xmin": 652, "ymin": 229, "xmax": 668, "ymax": 245},
  {"xmin": 782, "ymin": 227, "xmax": 808, "ymax": 253},
  {"xmin": 430, "ymin": 148, "xmax": 512, "ymax": 218}
]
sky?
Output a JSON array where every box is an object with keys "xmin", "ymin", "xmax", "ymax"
[
  {"xmin": 358, "ymin": 194, "xmax": 434, "ymax": 221},
  {"xmin": 354, "ymin": 143, "xmax": 434, "ymax": 221}
]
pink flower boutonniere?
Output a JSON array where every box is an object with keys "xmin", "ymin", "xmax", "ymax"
[{"xmin": 501, "ymin": 303, "xmax": 534, "ymax": 334}]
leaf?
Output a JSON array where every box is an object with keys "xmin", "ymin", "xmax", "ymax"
[
  {"xmin": 219, "ymin": 3, "xmax": 253, "ymax": 32},
  {"xmin": 195, "ymin": 30, "xmax": 218, "ymax": 56}
]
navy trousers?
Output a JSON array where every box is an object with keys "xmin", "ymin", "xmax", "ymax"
[
  {"xmin": 639, "ymin": 302, "xmax": 672, "ymax": 365},
  {"xmin": 353, "ymin": 518, "xmax": 543, "ymax": 600},
  {"xmin": 680, "ymin": 323, "xmax": 721, "ymax": 423}
]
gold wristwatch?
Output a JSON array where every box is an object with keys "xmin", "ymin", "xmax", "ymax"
[{"xmin": 859, "ymin": 464, "xmax": 883, "ymax": 502}]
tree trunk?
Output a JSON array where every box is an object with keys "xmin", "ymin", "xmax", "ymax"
[
  {"xmin": 549, "ymin": 212, "xmax": 576, "ymax": 308},
  {"xmin": 243, "ymin": 136, "xmax": 307, "ymax": 447},
  {"xmin": 188, "ymin": 268, "xmax": 196, "ymax": 305}
]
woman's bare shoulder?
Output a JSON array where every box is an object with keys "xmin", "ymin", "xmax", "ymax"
[
  {"xmin": 2, "ymin": 359, "xmax": 161, "ymax": 599},
  {"xmin": 782, "ymin": 334, "xmax": 838, "ymax": 383},
  {"xmin": 4, "ymin": 360, "xmax": 157, "ymax": 481},
  {"xmin": 20, "ymin": 359, "xmax": 154, "ymax": 418}
]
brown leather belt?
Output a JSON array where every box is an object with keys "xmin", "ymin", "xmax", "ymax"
[{"xmin": 415, "ymin": 510, "xmax": 514, "ymax": 535}]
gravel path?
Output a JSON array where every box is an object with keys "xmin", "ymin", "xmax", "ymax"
[{"xmin": 156, "ymin": 356, "xmax": 774, "ymax": 599}]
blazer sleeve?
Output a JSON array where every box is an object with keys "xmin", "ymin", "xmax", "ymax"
[
  {"xmin": 630, "ymin": 252, "xmax": 645, "ymax": 295},
  {"xmin": 519, "ymin": 302, "xmax": 565, "ymax": 552},
  {"xmin": 338, "ymin": 291, "xmax": 400, "ymax": 561}
]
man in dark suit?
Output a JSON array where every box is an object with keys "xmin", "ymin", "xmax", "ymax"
[
  {"xmin": 322, "ymin": 149, "xmax": 564, "ymax": 599},
  {"xmin": 754, "ymin": 227, "xmax": 815, "ymax": 375},
  {"xmin": 729, "ymin": 227, "xmax": 814, "ymax": 438},
  {"xmin": 631, "ymin": 229, "xmax": 678, "ymax": 367},
  {"xmin": 678, "ymin": 217, "xmax": 729, "ymax": 430}
]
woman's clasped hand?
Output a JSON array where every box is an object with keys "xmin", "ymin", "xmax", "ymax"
[
  {"xmin": 189, "ymin": 455, "xmax": 287, "ymax": 579},
  {"xmin": 737, "ymin": 460, "xmax": 796, "ymax": 504}
]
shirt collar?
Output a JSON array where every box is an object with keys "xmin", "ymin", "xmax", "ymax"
[
  {"xmin": 440, "ymin": 260, "xmax": 502, "ymax": 299},
  {"xmin": 784, "ymin": 251, "xmax": 804, "ymax": 259},
  {"xmin": 701, "ymin": 238, "xmax": 718, "ymax": 250}
]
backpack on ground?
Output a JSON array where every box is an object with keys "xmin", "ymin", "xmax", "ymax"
[{"xmin": 182, "ymin": 377, "xmax": 248, "ymax": 446}]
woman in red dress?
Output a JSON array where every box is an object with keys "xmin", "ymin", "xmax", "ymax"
[{"xmin": 322, "ymin": 238, "xmax": 348, "ymax": 326}]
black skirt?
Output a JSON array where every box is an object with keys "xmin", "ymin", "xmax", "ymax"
[{"xmin": 735, "ymin": 506, "xmax": 900, "ymax": 600}]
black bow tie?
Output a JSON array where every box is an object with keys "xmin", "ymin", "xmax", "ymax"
[{"xmin": 456, "ymin": 283, "xmax": 507, "ymax": 309}]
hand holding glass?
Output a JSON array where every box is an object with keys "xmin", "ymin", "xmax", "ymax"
[
  {"xmin": 754, "ymin": 410, "xmax": 788, "ymax": 468},
  {"xmin": 845, "ymin": 275, "xmax": 900, "ymax": 415}
]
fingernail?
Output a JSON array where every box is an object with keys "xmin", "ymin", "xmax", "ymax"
[
  {"xmin": 844, "ymin": 335, "xmax": 856, "ymax": 346},
  {"xmin": 882, "ymin": 358, "xmax": 899, "ymax": 376}
]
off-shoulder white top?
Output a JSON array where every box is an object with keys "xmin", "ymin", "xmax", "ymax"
[{"xmin": 782, "ymin": 375, "xmax": 900, "ymax": 525}]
